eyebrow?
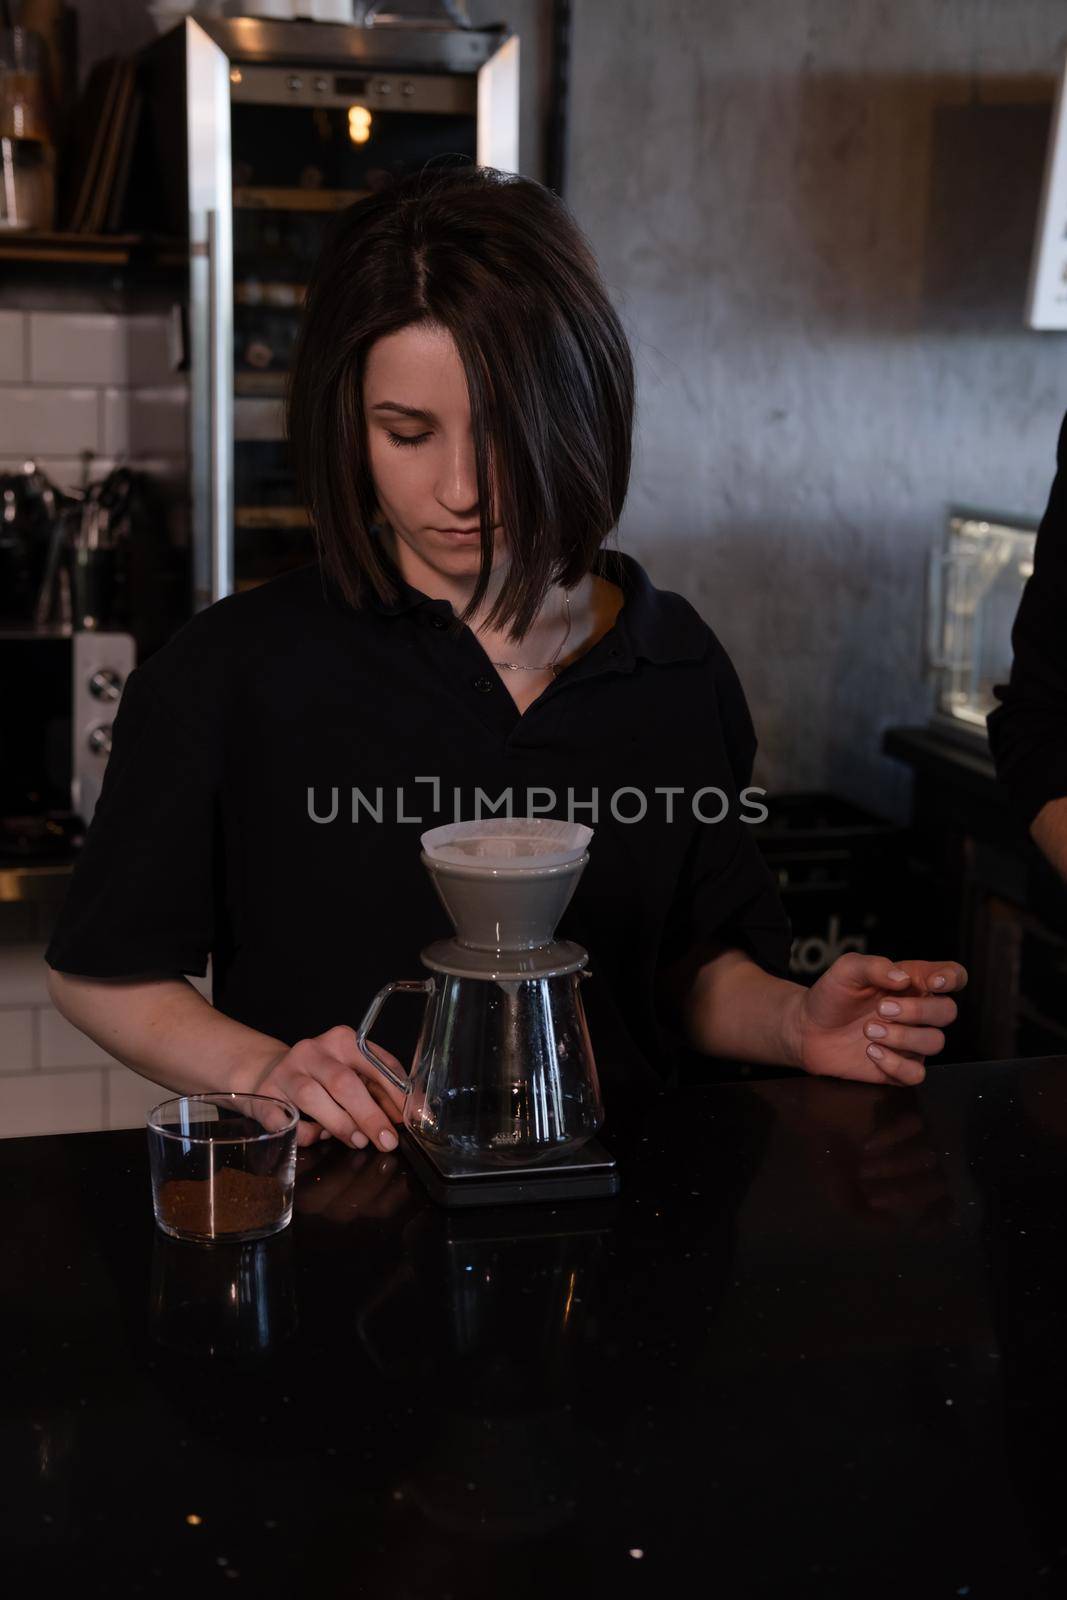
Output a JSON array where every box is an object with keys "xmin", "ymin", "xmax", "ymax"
[{"xmin": 369, "ymin": 401, "xmax": 438, "ymax": 424}]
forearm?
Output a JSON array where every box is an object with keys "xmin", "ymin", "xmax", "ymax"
[
  {"xmin": 1031, "ymin": 795, "xmax": 1067, "ymax": 883},
  {"xmin": 45, "ymin": 967, "xmax": 288, "ymax": 1097},
  {"xmin": 671, "ymin": 943, "xmax": 806, "ymax": 1068}
]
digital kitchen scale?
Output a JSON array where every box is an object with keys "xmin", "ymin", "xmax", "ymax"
[{"xmin": 397, "ymin": 1126, "xmax": 620, "ymax": 1209}]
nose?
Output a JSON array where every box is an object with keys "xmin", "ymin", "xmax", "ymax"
[
  {"xmin": 435, "ymin": 425, "xmax": 495, "ymax": 524},
  {"xmin": 435, "ymin": 433, "xmax": 483, "ymax": 522}
]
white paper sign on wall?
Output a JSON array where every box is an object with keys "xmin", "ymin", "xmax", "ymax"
[{"xmin": 1026, "ymin": 50, "xmax": 1067, "ymax": 330}]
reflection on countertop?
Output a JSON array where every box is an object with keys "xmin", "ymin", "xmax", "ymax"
[{"xmin": 3, "ymin": 1057, "xmax": 1067, "ymax": 1594}]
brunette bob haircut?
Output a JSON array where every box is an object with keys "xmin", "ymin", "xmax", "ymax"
[{"xmin": 285, "ymin": 159, "xmax": 635, "ymax": 641}]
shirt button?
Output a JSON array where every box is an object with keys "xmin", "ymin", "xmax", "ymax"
[
  {"xmin": 428, "ymin": 614, "xmax": 448, "ymax": 628},
  {"xmin": 472, "ymin": 676, "xmax": 495, "ymax": 693}
]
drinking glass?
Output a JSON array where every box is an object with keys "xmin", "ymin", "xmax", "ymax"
[{"xmin": 146, "ymin": 1092, "xmax": 299, "ymax": 1244}]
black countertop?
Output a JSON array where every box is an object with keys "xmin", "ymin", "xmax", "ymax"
[{"xmin": 6, "ymin": 1057, "xmax": 1067, "ymax": 1597}]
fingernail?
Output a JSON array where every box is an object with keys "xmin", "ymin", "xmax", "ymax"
[
  {"xmin": 878, "ymin": 1001, "xmax": 901, "ymax": 1017},
  {"xmin": 865, "ymin": 1022, "xmax": 887, "ymax": 1039},
  {"xmin": 888, "ymin": 969, "xmax": 908, "ymax": 982},
  {"xmin": 351, "ymin": 1131, "xmax": 368, "ymax": 1148},
  {"xmin": 379, "ymin": 1130, "xmax": 398, "ymax": 1151},
  {"xmin": 931, "ymin": 974, "xmax": 946, "ymax": 989},
  {"xmin": 867, "ymin": 1044, "xmax": 885, "ymax": 1061},
  {"xmin": 319, "ymin": 1129, "xmax": 331, "ymax": 1141}
]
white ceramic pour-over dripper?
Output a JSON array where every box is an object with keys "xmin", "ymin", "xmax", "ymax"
[{"xmin": 420, "ymin": 820, "xmax": 593, "ymax": 952}]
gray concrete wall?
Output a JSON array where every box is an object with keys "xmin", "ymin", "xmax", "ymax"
[
  {"xmin": 64, "ymin": 0, "xmax": 1067, "ymax": 815},
  {"xmin": 565, "ymin": 0, "xmax": 1067, "ymax": 818}
]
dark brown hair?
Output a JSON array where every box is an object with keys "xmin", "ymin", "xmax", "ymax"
[{"xmin": 285, "ymin": 159, "xmax": 635, "ymax": 640}]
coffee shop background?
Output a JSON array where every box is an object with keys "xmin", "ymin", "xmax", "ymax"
[{"xmin": 2, "ymin": 0, "xmax": 1066, "ymax": 1136}]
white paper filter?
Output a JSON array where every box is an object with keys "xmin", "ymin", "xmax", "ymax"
[{"xmin": 421, "ymin": 818, "xmax": 593, "ymax": 870}]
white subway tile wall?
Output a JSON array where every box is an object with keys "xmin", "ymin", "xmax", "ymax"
[
  {"xmin": 1, "ymin": 1071, "xmax": 108, "ymax": 1139},
  {"xmin": 0, "ymin": 947, "xmax": 213, "ymax": 1138},
  {"xmin": 0, "ymin": 1008, "xmax": 35, "ymax": 1076},
  {"xmin": 28, "ymin": 311, "xmax": 179, "ymax": 387},
  {"xmin": 0, "ymin": 309, "xmax": 26, "ymax": 382},
  {"xmin": 0, "ymin": 309, "xmax": 186, "ymax": 477},
  {"xmin": 0, "ymin": 387, "xmax": 101, "ymax": 457},
  {"xmin": 38, "ymin": 1005, "xmax": 116, "ymax": 1070},
  {"xmin": 0, "ymin": 307, "xmax": 194, "ymax": 1137},
  {"xmin": 102, "ymin": 385, "xmax": 189, "ymax": 457}
]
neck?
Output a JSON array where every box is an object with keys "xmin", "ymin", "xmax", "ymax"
[{"xmin": 378, "ymin": 525, "xmax": 584, "ymax": 646}]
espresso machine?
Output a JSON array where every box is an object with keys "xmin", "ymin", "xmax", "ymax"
[{"xmin": 356, "ymin": 819, "xmax": 619, "ymax": 1208}]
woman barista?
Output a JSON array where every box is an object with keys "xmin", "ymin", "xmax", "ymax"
[{"xmin": 45, "ymin": 163, "xmax": 967, "ymax": 1152}]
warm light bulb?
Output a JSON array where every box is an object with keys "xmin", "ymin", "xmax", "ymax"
[{"xmin": 348, "ymin": 104, "xmax": 372, "ymax": 145}]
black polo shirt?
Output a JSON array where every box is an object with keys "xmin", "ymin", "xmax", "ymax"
[
  {"xmin": 45, "ymin": 546, "xmax": 793, "ymax": 1097},
  {"xmin": 988, "ymin": 408, "xmax": 1067, "ymax": 825}
]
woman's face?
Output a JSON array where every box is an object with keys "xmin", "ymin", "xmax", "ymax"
[{"xmin": 362, "ymin": 321, "xmax": 504, "ymax": 583}]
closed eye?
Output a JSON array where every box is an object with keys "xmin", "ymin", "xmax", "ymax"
[{"xmin": 385, "ymin": 430, "xmax": 430, "ymax": 449}]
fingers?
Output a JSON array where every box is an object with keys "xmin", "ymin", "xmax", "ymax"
[
  {"xmin": 809, "ymin": 1047, "xmax": 926, "ymax": 1087},
  {"xmin": 864, "ymin": 1019, "xmax": 945, "ymax": 1057},
  {"xmin": 881, "ymin": 959, "xmax": 969, "ymax": 995},
  {"xmin": 255, "ymin": 1030, "xmax": 409, "ymax": 1153},
  {"xmin": 245, "ymin": 1096, "xmax": 299, "ymax": 1135},
  {"xmin": 873, "ymin": 995, "xmax": 957, "ymax": 1027},
  {"xmin": 839, "ymin": 954, "xmax": 968, "ymax": 996},
  {"xmin": 305, "ymin": 1072, "xmax": 399, "ymax": 1153},
  {"xmin": 319, "ymin": 1024, "xmax": 409, "ymax": 1121},
  {"xmin": 837, "ymin": 954, "xmax": 913, "ymax": 992},
  {"xmin": 362, "ymin": 1072, "xmax": 406, "ymax": 1125},
  {"xmin": 862, "ymin": 1043, "xmax": 927, "ymax": 1086},
  {"xmin": 268, "ymin": 1045, "xmax": 400, "ymax": 1153},
  {"xmin": 896, "ymin": 960, "xmax": 968, "ymax": 994}
]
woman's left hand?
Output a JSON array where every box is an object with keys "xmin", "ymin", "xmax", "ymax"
[{"xmin": 788, "ymin": 954, "xmax": 968, "ymax": 1086}]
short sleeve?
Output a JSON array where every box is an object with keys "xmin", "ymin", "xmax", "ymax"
[
  {"xmin": 45, "ymin": 660, "xmax": 221, "ymax": 979},
  {"xmin": 987, "ymin": 409, "xmax": 1067, "ymax": 825},
  {"xmin": 659, "ymin": 638, "xmax": 793, "ymax": 981}
]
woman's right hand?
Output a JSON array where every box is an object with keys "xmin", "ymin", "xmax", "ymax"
[{"xmin": 243, "ymin": 1025, "xmax": 409, "ymax": 1151}]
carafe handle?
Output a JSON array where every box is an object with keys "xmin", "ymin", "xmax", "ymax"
[{"xmin": 355, "ymin": 978, "xmax": 435, "ymax": 1095}]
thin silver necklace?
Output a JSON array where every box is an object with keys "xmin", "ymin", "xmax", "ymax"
[{"xmin": 487, "ymin": 588, "xmax": 572, "ymax": 675}]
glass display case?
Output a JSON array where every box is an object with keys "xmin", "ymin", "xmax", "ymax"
[
  {"xmin": 130, "ymin": 14, "xmax": 520, "ymax": 610},
  {"xmin": 925, "ymin": 506, "xmax": 1039, "ymax": 743}
]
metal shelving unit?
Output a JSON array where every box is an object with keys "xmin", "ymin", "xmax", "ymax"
[{"xmin": 131, "ymin": 14, "xmax": 520, "ymax": 609}]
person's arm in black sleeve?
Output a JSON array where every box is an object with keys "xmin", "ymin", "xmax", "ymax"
[
  {"xmin": 45, "ymin": 663, "xmax": 219, "ymax": 977},
  {"xmin": 676, "ymin": 633, "xmax": 794, "ymax": 981},
  {"xmin": 44, "ymin": 626, "xmax": 411, "ymax": 1154},
  {"xmin": 44, "ymin": 641, "xmax": 293, "ymax": 1101},
  {"xmin": 656, "ymin": 632, "xmax": 969, "ymax": 1084},
  {"xmin": 654, "ymin": 632, "xmax": 798, "ymax": 1062},
  {"xmin": 988, "ymin": 409, "xmax": 1067, "ymax": 878}
]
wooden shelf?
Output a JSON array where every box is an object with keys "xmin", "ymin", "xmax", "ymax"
[
  {"xmin": 0, "ymin": 230, "xmax": 186, "ymax": 267},
  {"xmin": 0, "ymin": 860, "xmax": 74, "ymax": 904},
  {"xmin": 234, "ymin": 186, "xmax": 370, "ymax": 213},
  {"xmin": 234, "ymin": 280, "xmax": 306, "ymax": 307},
  {"xmin": 234, "ymin": 505, "xmax": 310, "ymax": 529},
  {"xmin": 234, "ymin": 371, "xmax": 288, "ymax": 396}
]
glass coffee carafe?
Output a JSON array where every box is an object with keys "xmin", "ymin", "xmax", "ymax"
[{"xmin": 356, "ymin": 820, "xmax": 605, "ymax": 1171}]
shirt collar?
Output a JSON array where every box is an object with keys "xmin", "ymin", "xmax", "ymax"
[
  {"xmin": 601, "ymin": 548, "xmax": 708, "ymax": 666},
  {"xmin": 362, "ymin": 541, "xmax": 708, "ymax": 667}
]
